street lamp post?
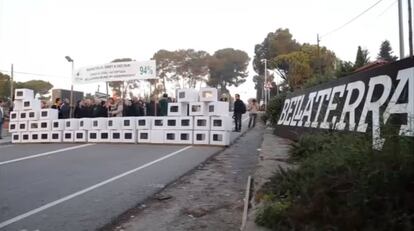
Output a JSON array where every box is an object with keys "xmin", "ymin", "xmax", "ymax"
[
  {"xmin": 261, "ymin": 59, "xmax": 268, "ymax": 111},
  {"xmin": 65, "ymin": 56, "xmax": 74, "ymax": 118}
]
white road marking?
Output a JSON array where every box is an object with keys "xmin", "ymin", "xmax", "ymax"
[
  {"xmin": 0, "ymin": 144, "xmax": 14, "ymax": 149},
  {"xmin": 0, "ymin": 145, "xmax": 192, "ymax": 229},
  {"xmin": 0, "ymin": 144, "xmax": 95, "ymax": 166}
]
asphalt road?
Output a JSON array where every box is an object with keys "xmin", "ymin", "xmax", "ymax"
[{"xmin": 0, "ymin": 117, "xmax": 251, "ymax": 231}]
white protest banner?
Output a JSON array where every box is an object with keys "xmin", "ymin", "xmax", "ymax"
[{"xmin": 73, "ymin": 60, "xmax": 156, "ymax": 84}]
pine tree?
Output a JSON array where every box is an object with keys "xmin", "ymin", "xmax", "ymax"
[
  {"xmin": 354, "ymin": 46, "xmax": 370, "ymax": 69},
  {"xmin": 377, "ymin": 40, "xmax": 398, "ymax": 62}
]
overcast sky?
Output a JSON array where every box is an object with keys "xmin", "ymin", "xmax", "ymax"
[{"xmin": 0, "ymin": 0, "xmax": 410, "ymax": 100}]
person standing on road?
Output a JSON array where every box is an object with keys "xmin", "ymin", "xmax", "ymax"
[
  {"xmin": 159, "ymin": 93, "xmax": 169, "ymax": 116},
  {"xmin": 0, "ymin": 100, "xmax": 4, "ymax": 139},
  {"xmin": 247, "ymin": 99, "xmax": 259, "ymax": 128},
  {"xmin": 233, "ymin": 94, "xmax": 246, "ymax": 132}
]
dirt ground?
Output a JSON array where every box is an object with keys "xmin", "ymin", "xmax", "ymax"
[{"xmin": 102, "ymin": 123, "xmax": 265, "ymax": 231}]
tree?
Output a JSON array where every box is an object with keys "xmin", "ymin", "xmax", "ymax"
[
  {"xmin": 207, "ymin": 48, "xmax": 250, "ymax": 94},
  {"xmin": 336, "ymin": 59, "xmax": 355, "ymax": 77},
  {"xmin": 0, "ymin": 72, "xmax": 11, "ymax": 100},
  {"xmin": 377, "ymin": 40, "xmax": 398, "ymax": 62},
  {"xmin": 274, "ymin": 51, "xmax": 312, "ymax": 89},
  {"xmin": 13, "ymin": 80, "xmax": 53, "ymax": 98},
  {"xmin": 354, "ymin": 46, "xmax": 370, "ymax": 69}
]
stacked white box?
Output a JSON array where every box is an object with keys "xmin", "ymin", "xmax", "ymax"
[
  {"xmin": 179, "ymin": 117, "xmax": 193, "ymax": 130},
  {"xmin": 9, "ymin": 122, "xmax": 18, "ymax": 133},
  {"xmin": 110, "ymin": 130, "xmax": 122, "ymax": 142},
  {"xmin": 177, "ymin": 89, "xmax": 199, "ymax": 103},
  {"xmin": 121, "ymin": 117, "xmax": 136, "ymax": 130},
  {"xmin": 11, "ymin": 133, "xmax": 21, "ymax": 143},
  {"xmin": 22, "ymin": 99, "xmax": 41, "ymax": 111},
  {"xmin": 49, "ymin": 131, "xmax": 62, "ymax": 143},
  {"xmin": 210, "ymin": 116, "xmax": 232, "ymax": 131},
  {"xmin": 65, "ymin": 119, "xmax": 79, "ymax": 130},
  {"xmin": 165, "ymin": 118, "xmax": 179, "ymax": 130},
  {"xmin": 209, "ymin": 131, "xmax": 230, "ymax": 146},
  {"xmin": 28, "ymin": 110, "xmax": 40, "ymax": 120},
  {"xmin": 122, "ymin": 130, "xmax": 136, "ymax": 143},
  {"xmin": 193, "ymin": 131, "xmax": 209, "ymax": 145},
  {"xmin": 136, "ymin": 117, "xmax": 151, "ymax": 130},
  {"xmin": 164, "ymin": 130, "xmax": 179, "ymax": 144},
  {"xmin": 88, "ymin": 131, "xmax": 99, "ymax": 142},
  {"xmin": 151, "ymin": 117, "xmax": 165, "ymax": 130},
  {"xmin": 91, "ymin": 118, "xmax": 107, "ymax": 130},
  {"xmin": 29, "ymin": 121, "xmax": 39, "ymax": 131},
  {"xmin": 178, "ymin": 131, "xmax": 193, "ymax": 144},
  {"xmin": 150, "ymin": 130, "xmax": 164, "ymax": 144},
  {"xmin": 199, "ymin": 88, "xmax": 218, "ymax": 102},
  {"xmin": 19, "ymin": 111, "xmax": 29, "ymax": 121},
  {"xmin": 63, "ymin": 131, "xmax": 74, "ymax": 142},
  {"xmin": 107, "ymin": 118, "xmax": 122, "ymax": 130},
  {"xmin": 21, "ymin": 132, "xmax": 30, "ymax": 142},
  {"xmin": 208, "ymin": 102, "xmax": 229, "ymax": 116},
  {"xmin": 13, "ymin": 101, "xmax": 23, "ymax": 111},
  {"xmin": 189, "ymin": 102, "xmax": 208, "ymax": 116},
  {"xmin": 74, "ymin": 131, "xmax": 87, "ymax": 142},
  {"xmin": 168, "ymin": 103, "xmax": 189, "ymax": 116},
  {"xmin": 40, "ymin": 109, "xmax": 58, "ymax": 120},
  {"xmin": 52, "ymin": 120, "xmax": 64, "ymax": 131},
  {"xmin": 10, "ymin": 111, "xmax": 19, "ymax": 121},
  {"xmin": 30, "ymin": 132, "xmax": 40, "ymax": 143},
  {"xmin": 98, "ymin": 130, "xmax": 111, "ymax": 143},
  {"xmin": 18, "ymin": 121, "xmax": 28, "ymax": 131},
  {"xmin": 15, "ymin": 88, "xmax": 34, "ymax": 100},
  {"xmin": 194, "ymin": 116, "xmax": 210, "ymax": 130},
  {"xmin": 38, "ymin": 120, "xmax": 51, "ymax": 131},
  {"xmin": 79, "ymin": 118, "xmax": 92, "ymax": 130},
  {"xmin": 39, "ymin": 132, "xmax": 50, "ymax": 143},
  {"xmin": 138, "ymin": 130, "xmax": 151, "ymax": 143}
]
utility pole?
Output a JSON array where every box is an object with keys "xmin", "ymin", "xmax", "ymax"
[
  {"xmin": 317, "ymin": 34, "xmax": 321, "ymax": 75},
  {"xmin": 10, "ymin": 64, "xmax": 14, "ymax": 101},
  {"xmin": 408, "ymin": 0, "xmax": 413, "ymax": 56},
  {"xmin": 399, "ymin": 0, "xmax": 405, "ymax": 58}
]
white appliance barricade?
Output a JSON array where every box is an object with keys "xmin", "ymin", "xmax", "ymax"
[
  {"xmin": 19, "ymin": 111, "xmax": 28, "ymax": 121},
  {"xmin": 179, "ymin": 117, "xmax": 193, "ymax": 130},
  {"xmin": 88, "ymin": 131, "xmax": 99, "ymax": 142},
  {"xmin": 38, "ymin": 120, "xmax": 51, "ymax": 131},
  {"xmin": 15, "ymin": 88, "xmax": 34, "ymax": 100},
  {"xmin": 11, "ymin": 133, "xmax": 21, "ymax": 143},
  {"xmin": 91, "ymin": 118, "xmax": 108, "ymax": 130},
  {"xmin": 199, "ymin": 88, "xmax": 218, "ymax": 102},
  {"xmin": 52, "ymin": 120, "xmax": 65, "ymax": 131},
  {"xmin": 193, "ymin": 130, "xmax": 209, "ymax": 145},
  {"xmin": 98, "ymin": 130, "xmax": 111, "ymax": 143},
  {"xmin": 9, "ymin": 122, "xmax": 18, "ymax": 133},
  {"xmin": 39, "ymin": 131, "xmax": 50, "ymax": 143},
  {"xmin": 49, "ymin": 131, "xmax": 62, "ymax": 143},
  {"xmin": 65, "ymin": 119, "xmax": 79, "ymax": 130},
  {"xmin": 107, "ymin": 118, "xmax": 122, "ymax": 130},
  {"xmin": 9, "ymin": 111, "xmax": 19, "ymax": 121},
  {"xmin": 79, "ymin": 118, "xmax": 92, "ymax": 130},
  {"xmin": 164, "ymin": 130, "xmax": 179, "ymax": 144},
  {"xmin": 28, "ymin": 110, "xmax": 40, "ymax": 120},
  {"xmin": 165, "ymin": 118, "xmax": 179, "ymax": 130},
  {"xmin": 136, "ymin": 117, "xmax": 151, "ymax": 130},
  {"xmin": 13, "ymin": 101, "xmax": 23, "ymax": 111},
  {"xmin": 189, "ymin": 102, "xmax": 208, "ymax": 116},
  {"xmin": 110, "ymin": 130, "xmax": 122, "ymax": 143},
  {"xmin": 210, "ymin": 116, "xmax": 232, "ymax": 131},
  {"xmin": 21, "ymin": 132, "xmax": 30, "ymax": 143},
  {"xmin": 18, "ymin": 121, "xmax": 28, "ymax": 132},
  {"xmin": 30, "ymin": 132, "xmax": 40, "ymax": 143},
  {"xmin": 138, "ymin": 130, "xmax": 151, "ymax": 143},
  {"xmin": 121, "ymin": 117, "xmax": 136, "ymax": 130},
  {"xmin": 151, "ymin": 117, "xmax": 165, "ymax": 130},
  {"xmin": 209, "ymin": 131, "xmax": 230, "ymax": 146},
  {"xmin": 194, "ymin": 116, "xmax": 210, "ymax": 130},
  {"xmin": 177, "ymin": 89, "xmax": 199, "ymax": 103},
  {"xmin": 29, "ymin": 121, "xmax": 39, "ymax": 131},
  {"xmin": 40, "ymin": 109, "xmax": 58, "ymax": 120},
  {"xmin": 168, "ymin": 103, "xmax": 189, "ymax": 116},
  {"xmin": 121, "ymin": 130, "xmax": 136, "ymax": 143},
  {"xmin": 63, "ymin": 131, "xmax": 75, "ymax": 142},
  {"xmin": 208, "ymin": 102, "xmax": 229, "ymax": 116},
  {"xmin": 178, "ymin": 131, "xmax": 193, "ymax": 144},
  {"xmin": 22, "ymin": 99, "xmax": 41, "ymax": 111},
  {"xmin": 74, "ymin": 130, "xmax": 87, "ymax": 142},
  {"xmin": 150, "ymin": 130, "xmax": 164, "ymax": 144}
]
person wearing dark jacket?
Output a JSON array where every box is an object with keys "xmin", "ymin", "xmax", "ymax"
[
  {"xmin": 59, "ymin": 99, "xmax": 70, "ymax": 119},
  {"xmin": 159, "ymin": 93, "xmax": 169, "ymax": 116},
  {"xmin": 233, "ymin": 94, "xmax": 246, "ymax": 132}
]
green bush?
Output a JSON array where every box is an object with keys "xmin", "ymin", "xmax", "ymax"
[
  {"xmin": 266, "ymin": 92, "xmax": 287, "ymax": 125},
  {"xmin": 256, "ymin": 132, "xmax": 414, "ymax": 231}
]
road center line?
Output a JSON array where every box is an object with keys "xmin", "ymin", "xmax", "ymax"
[
  {"xmin": 0, "ymin": 144, "xmax": 95, "ymax": 166},
  {"xmin": 0, "ymin": 145, "xmax": 192, "ymax": 229}
]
